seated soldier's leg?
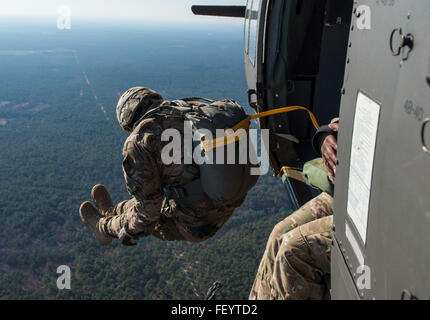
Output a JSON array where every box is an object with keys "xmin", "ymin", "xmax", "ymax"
[
  {"xmin": 271, "ymin": 215, "xmax": 333, "ymax": 300},
  {"xmin": 249, "ymin": 193, "xmax": 333, "ymax": 300}
]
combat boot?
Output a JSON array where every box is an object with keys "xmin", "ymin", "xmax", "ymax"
[
  {"xmin": 91, "ymin": 184, "xmax": 114, "ymax": 216},
  {"xmin": 79, "ymin": 201, "xmax": 112, "ymax": 246}
]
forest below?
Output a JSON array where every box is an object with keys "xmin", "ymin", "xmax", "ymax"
[{"xmin": 0, "ymin": 20, "xmax": 293, "ymax": 299}]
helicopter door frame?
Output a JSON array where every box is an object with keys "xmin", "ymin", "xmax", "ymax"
[{"xmin": 244, "ymin": 0, "xmax": 266, "ymax": 109}]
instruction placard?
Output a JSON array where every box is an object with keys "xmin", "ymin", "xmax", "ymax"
[{"xmin": 347, "ymin": 92, "xmax": 381, "ymax": 244}]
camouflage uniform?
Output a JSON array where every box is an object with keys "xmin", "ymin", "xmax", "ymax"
[
  {"xmin": 100, "ymin": 99, "xmax": 243, "ymax": 243},
  {"xmin": 249, "ymin": 192, "xmax": 333, "ymax": 300}
]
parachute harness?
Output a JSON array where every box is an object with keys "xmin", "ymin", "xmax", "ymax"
[{"xmin": 200, "ymin": 106, "xmax": 320, "ymax": 179}]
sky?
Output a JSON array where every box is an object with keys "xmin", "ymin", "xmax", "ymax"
[{"xmin": 0, "ymin": 0, "xmax": 247, "ymax": 23}]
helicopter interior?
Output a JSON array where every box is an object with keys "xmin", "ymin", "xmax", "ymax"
[
  {"xmin": 246, "ymin": 0, "xmax": 353, "ymax": 206},
  {"xmin": 193, "ymin": 0, "xmax": 354, "ymax": 207},
  {"xmin": 268, "ymin": 0, "xmax": 352, "ymax": 147}
]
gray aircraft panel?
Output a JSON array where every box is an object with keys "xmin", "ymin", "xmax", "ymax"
[
  {"xmin": 369, "ymin": 2, "xmax": 430, "ymax": 299},
  {"xmin": 332, "ymin": 0, "xmax": 415, "ymax": 299},
  {"xmin": 331, "ymin": 240, "xmax": 361, "ymax": 300}
]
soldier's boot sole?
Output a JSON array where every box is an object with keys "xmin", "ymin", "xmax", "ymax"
[
  {"xmin": 91, "ymin": 184, "xmax": 114, "ymax": 217},
  {"xmin": 79, "ymin": 201, "xmax": 112, "ymax": 246}
]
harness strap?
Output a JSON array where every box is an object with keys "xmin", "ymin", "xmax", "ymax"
[
  {"xmin": 277, "ymin": 166, "xmax": 306, "ymax": 183},
  {"xmin": 201, "ymin": 106, "xmax": 320, "ymax": 152},
  {"xmin": 133, "ymin": 104, "xmax": 192, "ymax": 130},
  {"xmin": 180, "ymin": 97, "xmax": 215, "ymax": 103}
]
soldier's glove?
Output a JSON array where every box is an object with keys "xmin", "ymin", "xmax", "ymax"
[{"xmin": 118, "ymin": 227, "xmax": 138, "ymax": 246}]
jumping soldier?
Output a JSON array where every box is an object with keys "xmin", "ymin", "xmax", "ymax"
[{"xmin": 79, "ymin": 87, "xmax": 258, "ymax": 246}]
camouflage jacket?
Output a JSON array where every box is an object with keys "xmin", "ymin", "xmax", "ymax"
[{"xmin": 121, "ymin": 100, "xmax": 245, "ymax": 242}]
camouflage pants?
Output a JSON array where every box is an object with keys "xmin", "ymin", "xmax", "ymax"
[
  {"xmin": 249, "ymin": 192, "xmax": 333, "ymax": 300},
  {"xmin": 100, "ymin": 198, "xmax": 185, "ymax": 241}
]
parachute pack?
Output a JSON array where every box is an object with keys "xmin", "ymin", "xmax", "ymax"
[
  {"xmin": 140, "ymin": 97, "xmax": 260, "ymax": 207},
  {"xmin": 138, "ymin": 97, "xmax": 322, "ymax": 207}
]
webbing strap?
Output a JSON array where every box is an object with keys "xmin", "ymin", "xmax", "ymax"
[
  {"xmin": 277, "ymin": 166, "xmax": 306, "ymax": 184},
  {"xmin": 180, "ymin": 97, "xmax": 215, "ymax": 103},
  {"xmin": 201, "ymin": 106, "xmax": 319, "ymax": 152}
]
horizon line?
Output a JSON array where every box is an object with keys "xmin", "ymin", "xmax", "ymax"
[{"xmin": 0, "ymin": 14, "xmax": 244, "ymax": 25}]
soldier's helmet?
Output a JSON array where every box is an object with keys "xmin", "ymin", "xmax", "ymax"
[{"xmin": 116, "ymin": 87, "xmax": 163, "ymax": 132}]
